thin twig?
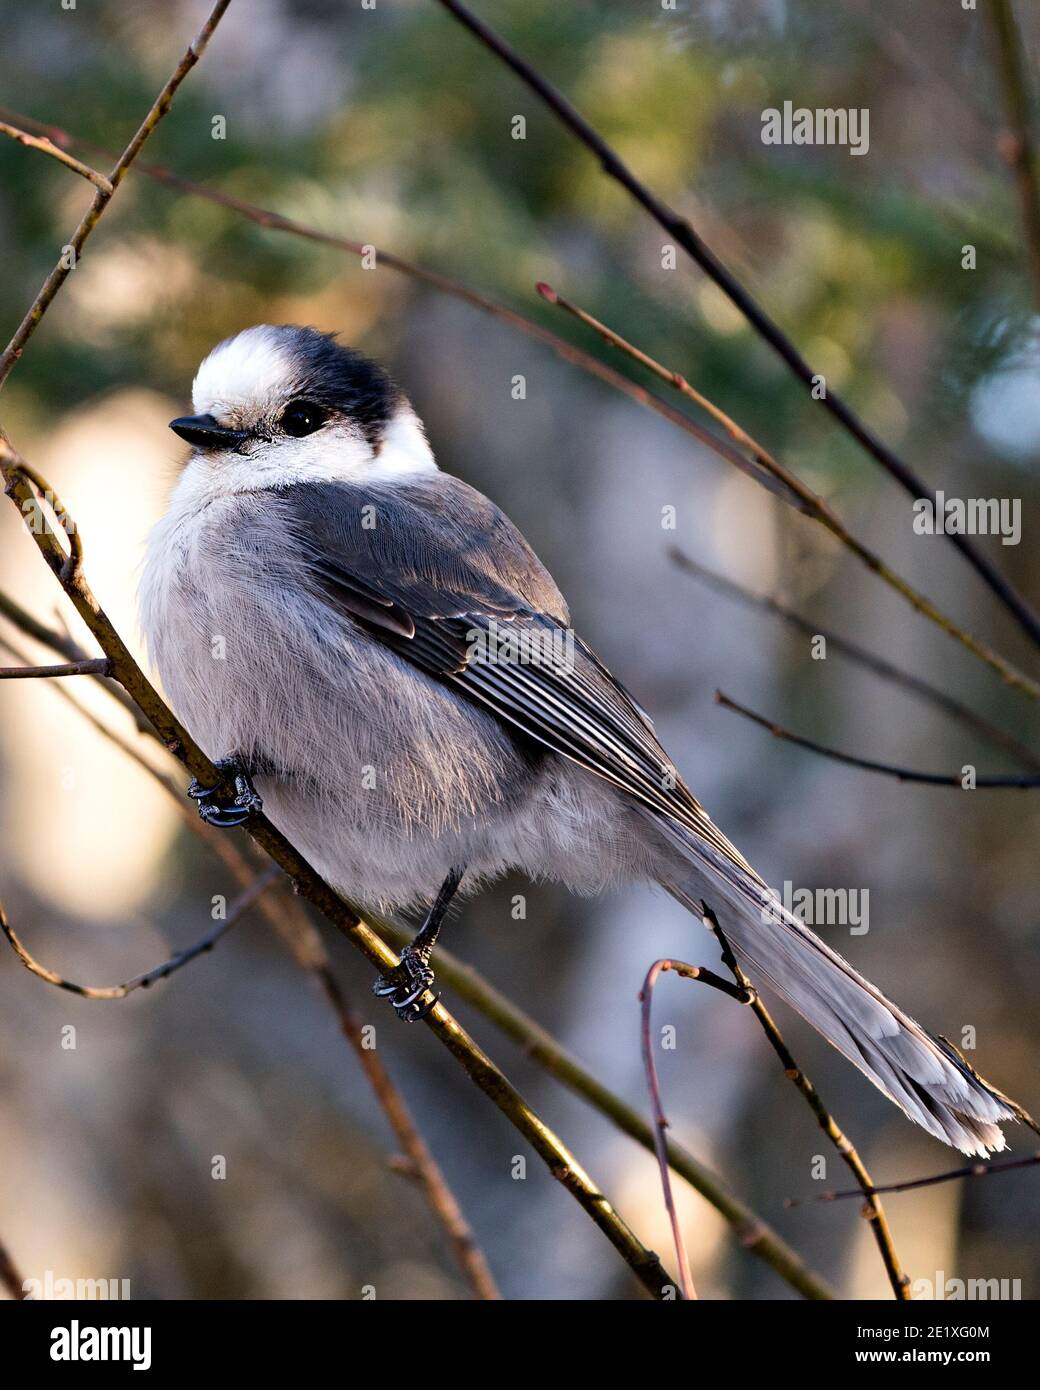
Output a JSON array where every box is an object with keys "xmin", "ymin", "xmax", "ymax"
[
  {"xmin": 669, "ymin": 547, "xmax": 1040, "ymax": 771},
  {"xmin": 0, "ymin": 658, "xmax": 111, "ymax": 680},
  {"xmin": 0, "ymin": 587, "xmax": 84, "ymax": 661},
  {"xmin": 0, "ymin": 450, "xmax": 674, "ymax": 1299},
  {"xmin": 0, "ymin": 867, "xmax": 279, "ymax": 999},
  {"xmin": 537, "ymin": 282, "xmax": 1040, "ymax": 702},
  {"xmin": 990, "ymin": 0, "xmax": 1040, "ymax": 309},
  {"xmin": 435, "ymin": 0, "xmax": 1040, "ymax": 651},
  {"xmin": 0, "ymin": 0, "xmax": 233, "ymax": 389},
  {"xmin": 0, "ymin": 105, "xmax": 809, "ymax": 514},
  {"xmin": 0, "ymin": 589, "xmax": 157, "ymax": 735},
  {"xmin": 788, "ymin": 1150, "xmax": 1040, "ymax": 1205},
  {"xmin": 701, "ymin": 907, "xmax": 911, "ymax": 1300},
  {"xmin": 0, "ymin": 119, "xmax": 112, "ymax": 193},
  {"xmin": 716, "ymin": 689, "xmax": 1040, "ymax": 788},
  {"xmin": 639, "ymin": 959, "xmax": 756, "ymax": 1300}
]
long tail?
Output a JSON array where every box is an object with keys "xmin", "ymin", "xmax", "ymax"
[{"xmin": 662, "ymin": 827, "xmax": 1019, "ymax": 1157}]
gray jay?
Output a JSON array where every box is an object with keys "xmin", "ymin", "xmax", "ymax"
[{"xmin": 141, "ymin": 323, "xmax": 1019, "ymax": 1157}]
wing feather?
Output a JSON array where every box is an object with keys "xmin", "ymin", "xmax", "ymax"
[{"xmin": 277, "ymin": 476, "xmax": 756, "ymax": 878}]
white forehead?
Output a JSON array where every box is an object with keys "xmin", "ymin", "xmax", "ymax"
[{"xmin": 192, "ymin": 326, "xmax": 295, "ymax": 417}]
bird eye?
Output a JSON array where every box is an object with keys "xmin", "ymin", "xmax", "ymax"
[{"xmin": 280, "ymin": 400, "xmax": 328, "ymax": 437}]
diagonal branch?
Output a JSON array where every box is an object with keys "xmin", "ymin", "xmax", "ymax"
[
  {"xmin": 0, "ymin": 449, "xmax": 674, "ymax": 1300},
  {"xmin": 670, "ymin": 548, "xmax": 1040, "ymax": 771},
  {"xmin": 716, "ymin": 689, "xmax": 1040, "ymax": 788},
  {"xmin": 434, "ymin": 0, "xmax": 1040, "ymax": 651},
  {"xmin": 0, "ymin": 0, "xmax": 233, "ymax": 389},
  {"xmin": 538, "ymin": 283, "xmax": 1040, "ymax": 702},
  {"xmin": 0, "ymin": 105, "xmax": 818, "ymax": 514},
  {"xmin": 0, "ymin": 107, "xmax": 800, "ymax": 511},
  {"xmin": 0, "ymin": 119, "xmax": 112, "ymax": 193},
  {"xmin": 789, "ymin": 1149, "xmax": 1040, "ymax": 1205},
  {"xmin": 0, "ymin": 867, "xmax": 279, "ymax": 999}
]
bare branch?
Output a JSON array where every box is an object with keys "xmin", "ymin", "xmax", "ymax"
[
  {"xmin": 0, "ymin": 866, "xmax": 279, "ymax": 999},
  {"xmin": 435, "ymin": 0, "xmax": 1040, "ymax": 650},
  {"xmin": 670, "ymin": 548, "xmax": 1040, "ymax": 771},
  {"xmin": 0, "ymin": 658, "xmax": 111, "ymax": 680},
  {"xmin": 716, "ymin": 689, "xmax": 1040, "ymax": 788},
  {"xmin": 0, "ymin": 0, "xmax": 233, "ymax": 389},
  {"xmin": 537, "ymin": 283, "xmax": 1040, "ymax": 702},
  {"xmin": 0, "ymin": 104, "xmax": 826, "ymax": 515},
  {"xmin": 0, "ymin": 119, "xmax": 112, "ymax": 193},
  {"xmin": 0, "ymin": 587, "xmax": 85, "ymax": 662},
  {"xmin": 639, "ymin": 958, "xmax": 756, "ymax": 1300},
  {"xmin": 0, "ymin": 590, "xmax": 161, "ymax": 736},
  {"xmin": 789, "ymin": 1150, "xmax": 1040, "ymax": 1205}
]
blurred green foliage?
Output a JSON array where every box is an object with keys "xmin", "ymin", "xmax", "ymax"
[{"xmin": 0, "ymin": 0, "xmax": 1035, "ymax": 493}]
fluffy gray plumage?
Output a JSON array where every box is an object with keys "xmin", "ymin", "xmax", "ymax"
[{"xmin": 140, "ymin": 324, "xmax": 1020, "ymax": 1156}]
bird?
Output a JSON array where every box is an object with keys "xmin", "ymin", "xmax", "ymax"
[{"xmin": 140, "ymin": 323, "xmax": 1022, "ymax": 1157}]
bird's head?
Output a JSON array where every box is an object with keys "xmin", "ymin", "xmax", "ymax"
[{"xmin": 170, "ymin": 324, "xmax": 436, "ymax": 488}]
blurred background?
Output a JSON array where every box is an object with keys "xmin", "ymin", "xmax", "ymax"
[{"xmin": 0, "ymin": 0, "xmax": 1038, "ymax": 1300}]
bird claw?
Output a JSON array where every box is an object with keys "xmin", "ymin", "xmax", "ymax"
[
  {"xmin": 373, "ymin": 951, "xmax": 438, "ymax": 1022},
  {"xmin": 188, "ymin": 758, "xmax": 263, "ymax": 829}
]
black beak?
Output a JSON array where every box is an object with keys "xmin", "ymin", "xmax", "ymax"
[{"xmin": 169, "ymin": 414, "xmax": 252, "ymax": 450}]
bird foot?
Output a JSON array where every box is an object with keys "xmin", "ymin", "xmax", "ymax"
[
  {"xmin": 373, "ymin": 950, "xmax": 438, "ymax": 1022},
  {"xmin": 188, "ymin": 757, "xmax": 263, "ymax": 828}
]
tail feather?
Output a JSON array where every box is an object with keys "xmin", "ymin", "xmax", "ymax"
[{"xmin": 663, "ymin": 830, "xmax": 1018, "ymax": 1157}]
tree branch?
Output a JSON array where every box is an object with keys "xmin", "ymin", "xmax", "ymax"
[
  {"xmin": 716, "ymin": 689, "xmax": 1040, "ymax": 788},
  {"xmin": 0, "ymin": 119, "xmax": 112, "ymax": 192},
  {"xmin": 0, "ymin": 0, "xmax": 233, "ymax": 389},
  {"xmin": 789, "ymin": 1149, "xmax": 1040, "ymax": 1205},
  {"xmin": 433, "ymin": 0, "xmax": 1040, "ymax": 650},
  {"xmin": 670, "ymin": 547, "xmax": 1040, "ymax": 771},
  {"xmin": 639, "ymin": 958, "xmax": 758, "ymax": 1300},
  {"xmin": 537, "ymin": 282, "xmax": 1040, "ymax": 702},
  {"xmin": 269, "ymin": 896, "xmax": 501, "ymax": 1300},
  {"xmin": 0, "ymin": 867, "xmax": 279, "ymax": 999},
  {"xmin": 0, "ymin": 657, "xmax": 111, "ymax": 680},
  {"xmin": 0, "ymin": 104, "xmax": 802, "ymax": 511}
]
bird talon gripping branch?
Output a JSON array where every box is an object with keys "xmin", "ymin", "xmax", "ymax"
[
  {"xmin": 187, "ymin": 757, "xmax": 264, "ymax": 829},
  {"xmin": 372, "ymin": 952, "xmax": 438, "ymax": 1022}
]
